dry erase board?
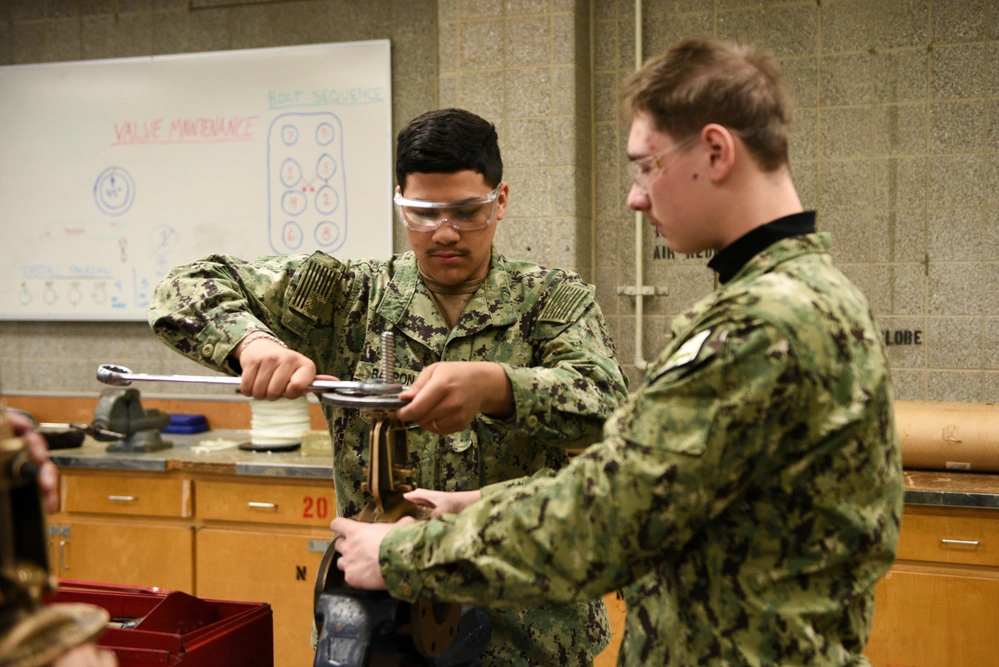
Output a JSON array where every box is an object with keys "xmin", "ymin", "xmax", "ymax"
[{"xmin": 0, "ymin": 40, "xmax": 392, "ymax": 321}]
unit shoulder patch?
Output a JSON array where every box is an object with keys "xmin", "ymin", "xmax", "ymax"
[
  {"xmin": 538, "ymin": 281, "xmax": 592, "ymax": 324},
  {"xmin": 661, "ymin": 328, "xmax": 713, "ymax": 373}
]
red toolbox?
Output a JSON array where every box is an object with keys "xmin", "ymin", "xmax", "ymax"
[{"xmin": 45, "ymin": 580, "xmax": 273, "ymax": 667}]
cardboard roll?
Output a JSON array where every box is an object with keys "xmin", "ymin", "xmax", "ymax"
[{"xmin": 896, "ymin": 400, "xmax": 999, "ymax": 473}]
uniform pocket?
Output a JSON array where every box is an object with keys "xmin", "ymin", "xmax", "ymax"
[{"xmin": 436, "ymin": 427, "xmax": 481, "ymax": 491}]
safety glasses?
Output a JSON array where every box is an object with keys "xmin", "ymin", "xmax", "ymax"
[
  {"xmin": 626, "ymin": 136, "xmax": 698, "ymax": 191},
  {"xmin": 393, "ymin": 185, "xmax": 502, "ymax": 232}
]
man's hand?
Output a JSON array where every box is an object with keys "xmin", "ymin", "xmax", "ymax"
[
  {"xmin": 6, "ymin": 409, "xmax": 59, "ymax": 514},
  {"xmin": 395, "ymin": 361, "xmax": 513, "ymax": 434},
  {"xmin": 330, "ymin": 516, "xmax": 415, "ymax": 590},
  {"xmin": 404, "ymin": 488, "xmax": 481, "ymax": 518},
  {"xmin": 233, "ymin": 336, "xmax": 335, "ymax": 400},
  {"xmin": 52, "ymin": 643, "xmax": 119, "ymax": 667}
]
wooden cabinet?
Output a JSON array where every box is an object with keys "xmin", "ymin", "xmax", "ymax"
[
  {"xmin": 49, "ymin": 471, "xmax": 194, "ymax": 593},
  {"xmin": 51, "ymin": 464, "xmax": 999, "ymax": 667},
  {"xmin": 51, "ymin": 468, "xmax": 335, "ymax": 667},
  {"xmin": 47, "ymin": 518, "xmax": 194, "ymax": 593},
  {"xmin": 197, "ymin": 529, "xmax": 329, "ymax": 667},
  {"xmin": 196, "ymin": 478, "xmax": 335, "ymax": 667},
  {"xmin": 592, "ymin": 504, "xmax": 999, "ymax": 667},
  {"xmin": 594, "ymin": 592, "xmax": 627, "ymax": 667},
  {"xmin": 865, "ymin": 505, "xmax": 999, "ymax": 667},
  {"xmin": 62, "ymin": 473, "xmax": 192, "ymax": 519},
  {"xmin": 197, "ymin": 478, "xmax": 333, "ymax": 527}
]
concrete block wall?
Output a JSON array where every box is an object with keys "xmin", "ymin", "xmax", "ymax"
[
  {"xmin": 0, "ymin": 0, "xmax": 996, "ymax": 403},
  {"xmin": 594, "ymin": 0, "xmax": 999, "ymax": 398}
]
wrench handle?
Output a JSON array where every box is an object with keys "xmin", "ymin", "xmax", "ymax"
[
  {"xmin": 119, "ymin": 372, "xmax": 345, "ymax": 392},
  {"xmin": 97, "ymin": 365, "xmax": 402, "ymax": 395}
]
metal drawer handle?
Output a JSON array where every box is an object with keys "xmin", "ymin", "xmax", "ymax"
[
  {"xmin": 247, "ymin": 502, "xmax": 277, "ymax": 509},
  {"xmin": 59, "ymin": 540, "xmax": 68, "ymax": 571},
  {"xmin": 308, "ymin": 540, "xmax": 331, "ymax": 553},
  {"xmin": 941, "ymin": 539, "xmax": 980, "ymax": 546},
  {"xmin": 108, "ymin": 495, "xmax": 136, "ymax": 502}
]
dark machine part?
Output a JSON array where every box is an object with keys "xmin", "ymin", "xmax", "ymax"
[
  {"xmin": 91, "ymin": 387, "xmax": 172, "ymax": 453},
  {"xmin": 37, "ymin": 430, "xmax": 86, "ymax": 451},
  {"xmin": 314, "ymin": 331, "xmax": 489, "ymax": 667},
  {"xmin": 3, "ymin": 410, "xmax": 92, "ymax": 450},
  {"xmin": 0, "ymin": 406, "xmax": 109, "ymax": 667},
  {"xmin": 313, "ymin": 590, "xmax": 491, "ymax": 667},
  {"xmin": 36, "ymin": 423, "xmax": 122, "ymax": 451}
]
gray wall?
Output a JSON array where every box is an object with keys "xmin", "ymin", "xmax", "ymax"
[{"xmin": 1, "ymin": 0, "xmax": 997, "ymax": 403}]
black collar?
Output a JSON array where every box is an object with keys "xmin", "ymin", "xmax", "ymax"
[{"xmin": 707, "ymin": 211, "xmax": 817, "ymax": 284}]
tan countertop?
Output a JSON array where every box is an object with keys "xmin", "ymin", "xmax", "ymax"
[
  {"xmin": 48, "ymin": 430, "xmax": 333, "ymax": 479},
  {"xmin": 903, "ymin": 470, "xmax": 999, "ymax": 509},
  {"xmin": 47, "ymin": 430, "xmax": 999, "ymax": 509}
]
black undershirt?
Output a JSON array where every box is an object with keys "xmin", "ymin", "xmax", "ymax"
[{"xmin": 707, "ymin": 211, "xmax": 817, "ymax": 285}]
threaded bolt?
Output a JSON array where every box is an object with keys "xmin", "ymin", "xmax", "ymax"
[{"xmin": 380, "ymin": 331, "xmax": 395, "ymax": 383}]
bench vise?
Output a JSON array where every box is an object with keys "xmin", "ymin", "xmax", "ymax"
[{"xmin": 91, "ymin": 387, "xmax": 171, "ymax": 453}]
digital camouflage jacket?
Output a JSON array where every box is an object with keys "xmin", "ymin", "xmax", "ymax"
[
  {"xmin": 378, "ymin": 233, "xmax": 904, "ymax": 666},
  {"xmin": 148, "ymin": 247, "xmax": 630, "ymax": 666}
]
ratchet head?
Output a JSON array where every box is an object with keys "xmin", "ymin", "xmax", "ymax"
[
  {"xmin": 354, "ymin": 380, "xmax": 405, "ymax": 396},
  {"xmin": 96, "ymin": 364, "xmax": 133, "ymax": 387}
]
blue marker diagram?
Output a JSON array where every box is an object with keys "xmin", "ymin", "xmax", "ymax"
[
  {"xmin": 93, "ymin": 166, "xmax": 136, "ymax": 216},
  {"xmin": 267, "ymin": 112, "xmax": 348, "ymax": 254}
]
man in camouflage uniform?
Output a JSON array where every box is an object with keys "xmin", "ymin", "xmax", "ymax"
[
  {"xmin": 331, "ymin": 39, "xmax": 905, "ymax": 666},
  {"xmin": 147, "ymin": 108, "xmax": 629, "ymax": 666}
]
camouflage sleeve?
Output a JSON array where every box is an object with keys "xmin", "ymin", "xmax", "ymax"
[
  {"xmin": 379, "ymin": 317, "xmax": 805, "ymax": 606},
  {"xmin": 497, "ymin": 280, "xmax": 629, "ymax": 447},
  {"xmin": 147, "ymin": 252, "xmax": 319, "ymax": 373},
  {"xmin": 478, "ymin": 467, "xmax": 557, "ymax": 499}
]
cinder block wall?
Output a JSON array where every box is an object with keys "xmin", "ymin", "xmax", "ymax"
[
  {"xmin": 0, "ymin": 0, "xmax": 995, "ymax": 403},
  {"xmin": 595, "ymin": 0, "xmax": 999, "ymax": 398}
]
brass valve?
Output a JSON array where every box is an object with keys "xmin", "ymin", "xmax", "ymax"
[{"xmin": 316, "ymin": 332, "xmax": 463, "ymax": 662}]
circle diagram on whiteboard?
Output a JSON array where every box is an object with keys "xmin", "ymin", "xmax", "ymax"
[
  {"xmin": 93, "ymin": 166, "xmax": 136, "ymax": 216},
  {"xmin": 267, "ymin": 112, "xmax": 347, "ymax": 254}
]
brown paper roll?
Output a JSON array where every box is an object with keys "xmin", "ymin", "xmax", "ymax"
[{"xmin": 895, "ymin": 400, "xmax": 999, "ymax": 473}]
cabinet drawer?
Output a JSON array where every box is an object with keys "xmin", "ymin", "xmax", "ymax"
[
  {"xmin": 897, "ymin": 509, "xmax": 999, "ymax": 567},
  {"xmin": 197, "ymin": 529, "xmax": 328, "ymax": 667},
  {"xmin": 197, "ymin": 479, "xmax": 335, "ymax": 527},
  {"xmin": 53, "ymin": 520, "xmax": 194, "ymax": 594},
  {"xmin": 63, "ymin": 474, "xmax": 191, "ymax": 518}
]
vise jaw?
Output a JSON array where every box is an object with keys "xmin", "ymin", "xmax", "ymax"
[{"xmin": 92, "ymin": 387, "xmax": 171, "ymax": 453}]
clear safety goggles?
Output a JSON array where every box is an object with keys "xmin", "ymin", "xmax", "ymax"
[
  {"xmin": 626, "ymin": 136, "xmax": 698, "ymax": 191},
  {"xmin": 393, "ymin": 185, "xmax": 502, "ymax": 232}
]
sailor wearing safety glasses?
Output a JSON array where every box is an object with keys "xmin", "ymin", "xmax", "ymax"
[{"xmin": 148, "ymin": 108, "xmax": 629, "ymax": 666}]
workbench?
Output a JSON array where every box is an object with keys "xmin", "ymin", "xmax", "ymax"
[
  {"xmin": 47, "ymin": 435, "xmax": 999, "ymax": 667},
  {"xmin": 47, "ymin": 432, "xmax": 333, "ymax": 667}
]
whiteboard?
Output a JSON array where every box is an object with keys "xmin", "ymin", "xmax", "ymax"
[{"xmin": 0, "ymin": 41, "xmax": 392, "ymax": 321}]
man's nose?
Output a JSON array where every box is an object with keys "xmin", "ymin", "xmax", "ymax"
[
  {"xmin": 626, "ymin": 183, "xmax": 650, "ymax": 212},
  {"xmin": 431, "ymin": 219, "xmax": 461, "ymax": 243}
]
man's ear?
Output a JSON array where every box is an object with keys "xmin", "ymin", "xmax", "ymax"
[
  {"xmin": 495, "ymin": 182, "xmax": 510, "ymax": 221},
  {"xmin": 701, "ymin": 124, "xmax": 736, "ymax": 183}
]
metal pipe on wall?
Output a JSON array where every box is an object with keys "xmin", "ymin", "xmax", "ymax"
[
  {"xmin": 590, "ymin": 0, "xmax": 597, "ymax": 286},
  {"xmin": 615, "ymin": 1, "xmax": 666, "ymax": 372},
  {"xmin": 632, "ymin": 0, "xmax": 648, "ymax": 371}
]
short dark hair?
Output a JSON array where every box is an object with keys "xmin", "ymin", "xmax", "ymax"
[
  {"xmin": 395, "ymin": 108, "xmax": 503, "ymax": 191},
  {"xmin": 621, "ymin": 38, "xmax": 794, "ymax": 172}
]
